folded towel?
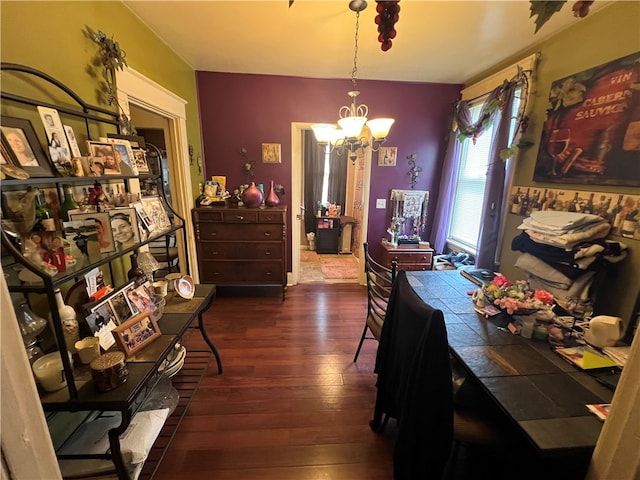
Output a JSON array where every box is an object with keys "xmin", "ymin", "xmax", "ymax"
[
  {"xmin": 515, "ymin": 253, "xmax": 573, "ymax": 289},
  {"xmin": 530, "ymin": 211, "xmax": 603, "ymax": 229},
  {"xmin": 525, "ymin": 222, "xmax": 611, "ymax": 249},
  {"xmin": 526, "ymin": 270, "xmax": 596, "ymax": 302},
  {"xmin": 519, "ymin": 216, "xmax": 606, "ymax": 235}
]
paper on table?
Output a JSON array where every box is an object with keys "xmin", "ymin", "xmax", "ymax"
[
  {"xmin": 603, "ymin": 346, "xmax": 630, "ymax": 367},
  {"xmin": 586, "ymin": 403, "xmax": 610, "ymax": 421}
]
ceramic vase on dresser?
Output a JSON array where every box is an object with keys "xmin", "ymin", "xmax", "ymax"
[
  {"xmin": 265, "ymin": 180, "xmax": 280, "ymax": 207},
  {"xmin": 242, "ymin": 182, "xmax": 263, "ymax": 208}
]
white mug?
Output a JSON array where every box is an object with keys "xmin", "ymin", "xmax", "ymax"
[{"xmin": 471, "ymin": 288, "xmax": 485, "ymax": 307}]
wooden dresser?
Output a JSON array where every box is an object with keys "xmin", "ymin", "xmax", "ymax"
[
  {"xmin": 381, "ymin": 241, "xmax": 434, "ymax": 271},
  {"xmin": 192, "ymin": 206, "xmax": 287, "ymax": 299}
]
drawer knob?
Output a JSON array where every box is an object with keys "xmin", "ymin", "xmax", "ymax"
[
  {"xmin": 264, "ymin": 232, "xmax": 271, "ymax": 237},
  {"xmin": 236, "ymin": 215, "xmax": 244, "ymax": 221},
  {"xmin": 209, "ymin": 232, "xmax": 217, "ymax": 237},
  {"xmin": 265, "ymin": 251, "xmax": 271, "ymax": 256},
  {"xmin": 265, "ymin": 272, "xmax": 272, "ymax": 276}
]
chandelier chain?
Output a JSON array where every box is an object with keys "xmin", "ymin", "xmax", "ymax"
[{"xmin": 351, "ymin": 10, "xmax": 360, "ymax": 90}]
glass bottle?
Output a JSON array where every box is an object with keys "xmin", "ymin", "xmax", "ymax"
[
  {"xmin": 510, "ymin": 188, "xmax": 521, "ymax": 214},
  {"xmin": 60, "ymin": 184, "xmax": 80, "ymax": 221},
  {"xmin": 51, "ymin": 289, "xmax": 79, "ymax": 354},
  {"xmin": 16, "ymin": 301, "xmax": 48, "ymax": 342},
  {"xmin": 34, "ymin": 188, "xmax": 56, "ymax": 231},
  {"xmin": 127, "ymin": 253, "xmax": 145, "ymax": 282}
]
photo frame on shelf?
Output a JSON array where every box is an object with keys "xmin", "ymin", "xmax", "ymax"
[
  {"xmin": 37, "ymin": 106, "xmax": 74, "ymax": 176},
  {"xmin": 100, "ymin": 137, "xmax": 138, "ymax": 175},
  {"xmin": 107, "ymin": 133, "xmax": 146, "ymax": 149},
  {"xmin": 141, "ymin": 196, "xmax": 171, "ymax": 231},
  {"xmin": 63, "ymin": 125, "xmax": 82, "ymax": 158},
  {"xmin": 86, "ymin": 141, "xmax": 121, "ymax": 175},
  {"xmin": 69, "ymin": 211, "xmax": 116, "ymax": 254},
  {"xmin": 109, "ymin": 207, "xmax": 141, "ymax": 251},
  {"xmin": 89, "ymin": 297, "xmax": 120, "ymax": 333},
  {"xmin": 378, "ymin": 146, "xmax": 397, "ymax": 166},
  {"xmin": 112, "ymin": 309, "xmax": 161, "ymax": 357},
  {"xmin": 262, "ymin": 143, "xmax": 281, "ymax": 164},
  {"xmin": 133, "ymin": 201, "xmax": 156, "ymax": 234},
  {"xmin": 108, "ymin": 289, "xmax": 135, "ymax": 324},
  {"xmin": 0, "ymin": 116, "xmax": 55, "ymax": 177},
  {"xmin": 131, "ymin": 147, "xmax": 150, "ymax": 174}
]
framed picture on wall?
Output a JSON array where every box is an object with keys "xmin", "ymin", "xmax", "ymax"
[
  {"xmin": 262, "ymin": 143, "xmax": 281, "ymax": 163},
  {"xmin": 378, "ymin": 146, "xmax": 397, "ymax": 166},
  {"xmin": 533, "ymin": 51, "xmax": 640, "ymax": 186}
]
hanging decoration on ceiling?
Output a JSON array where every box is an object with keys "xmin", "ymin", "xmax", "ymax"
[
  {"xmin": 529, "ymin": 1, "xmax": 594, "ymax": 33},
  {"xmin": 375, "ymin": 1, "xmax": 400, "ymax": 51},
  {"xmin": 85, "ymin": 27, "xmax": 136, "ymax": 135}
]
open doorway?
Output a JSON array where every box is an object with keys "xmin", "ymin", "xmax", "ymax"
[{"xmin": 291, "ymin": 123, "xmax": 372, "ymax": 286}]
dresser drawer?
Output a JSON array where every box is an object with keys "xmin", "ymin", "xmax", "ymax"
[
  {"xmin": 199, "ymin": 260, "xmax": 284, "ymax": 283},
  {"xmin": 382, "ymin": 243, "xmax": 434, "ymax": 271},
  {"xmin": 196, "ymin": 223, "xmax": 282, "ymax": 241},
  {"xmin": 196, "ymin": 241, "xmax": 283, "ymax": 260}
]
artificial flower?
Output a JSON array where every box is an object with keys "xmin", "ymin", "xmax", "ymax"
[{"xmin": 482, "ymin": 275, "xmax": 554, "ymax": 314}]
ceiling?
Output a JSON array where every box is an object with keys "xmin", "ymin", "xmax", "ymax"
[{"xmin": 122, "ymin": 0, "xmax": 612, "ymax": 85}]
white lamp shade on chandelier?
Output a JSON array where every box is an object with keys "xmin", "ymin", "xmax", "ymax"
[{"xmin": 311, "ymin": 0, "xmax": 394, "ymax": 159}]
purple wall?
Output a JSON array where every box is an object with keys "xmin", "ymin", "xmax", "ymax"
[{"xmin": 196, "ymin": 72, "xmax": 461, "ymax": 266}]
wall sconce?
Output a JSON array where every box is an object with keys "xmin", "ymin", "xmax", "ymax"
[
  {"xmin": 240, "ymin": 147, "xmax": 255, "ymax": 181},
  {"xmin": 407, "ymin": 154, "xmax": 422, "ymax": 189}
]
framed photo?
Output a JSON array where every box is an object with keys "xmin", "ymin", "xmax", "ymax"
[
  {"xmin": 133, "ymin": 201, "xmax": 156, "ymax": 233},
  {"xmin": 131, "ymin": 147, "xmax": 150, "ymax": 174},
  {"xmin": 121, "ymin": 282, "xmax": 142, "ymax": 315},
  {"xmin": 107, "ymin": 133, "xmax": 146, "ymax": 149},
  {"xmin": 101, "ymin": 137, "xmax": 138, "ymax": 175},
  {"xmin": 89, "ymin": 297, "xmax": 119, "ymax": 333},
  {"xmin": 86, "ymin": 141, "xmax": 120, "ymax": 175},
  {"xmin": 141, "ymin": 196, "xmax": 171, "ymax": 231},
  {"xmin": 127, "ymin": 283, "xmax": 156, "ymax": 314},
  {"xmin": 112, "ymin": 310, "xmax": 161, "ymax": 357},
  {"xmin": 63, "ymin": 125, "xmax": 82, "ymax": 158},
  {"xmin": 69, "ymin": 211, "xmax": 116, "ymax": 253},
  {"xmin": 37, "ymin": 106, "xmax": 74, "ymax": 176},
  {"xmin": 0, "ymin": 116, "xmax": 55, "ymax": 177},
  {"xmin": 262, "ymin": 143, "xmax": 281, "ymax": 164},
  {"xmin": 378, "ymin": 146, "xmax": 397, "ymax": 166},
  {"xmin": 108, "ymin": 289, "xmax": 135, "ymax": 324},
  {"xmin": 109, "ymin": 208, "xmax": 141, "ymax": 250}
]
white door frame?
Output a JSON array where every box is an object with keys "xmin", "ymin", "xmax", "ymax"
[
  {"xmin": 116, "ymin": 68, "xmax": 198, "ymax": 282},
  {"xmin": 290, "ymin": 123, "xmax": 370, "ymax": 285}
]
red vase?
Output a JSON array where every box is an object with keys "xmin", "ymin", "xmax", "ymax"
[
  {"xmin": 265, "ymin": 180, "xmax": 280, "ymax": 207},
  {"xmin": 241, "ymin": 182, "xmax": 263, "ymax": 208}
]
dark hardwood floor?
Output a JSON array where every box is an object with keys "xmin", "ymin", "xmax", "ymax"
[{"xmin": 153, "ymin": 283, "xmax": 396, "ymax": 479}]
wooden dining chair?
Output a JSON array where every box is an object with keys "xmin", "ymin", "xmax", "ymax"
[
  {"xmin": 353, "ymin": 242, "xmax": 397, "ymax": 363},
  {"xmin": 370, "ymin": 270, "xmax": 514, "ymax": 479}
]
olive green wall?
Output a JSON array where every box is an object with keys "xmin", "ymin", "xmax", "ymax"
[
  {"xmin": 0, "ymin": 1, "xmax": 203, "ymax": 198},
  {"xmin": 474, "ymin": 2, "xmax": 640, "ymax": 326}
]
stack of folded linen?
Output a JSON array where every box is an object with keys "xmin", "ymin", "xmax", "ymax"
[{"xmin": 511, "ymin": 211, "xmax": 627, "ymax": 304}]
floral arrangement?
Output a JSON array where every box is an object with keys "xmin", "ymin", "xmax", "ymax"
[{"xmin": 483, "ymin": 274, "xmax": 554, "ymax": 314}]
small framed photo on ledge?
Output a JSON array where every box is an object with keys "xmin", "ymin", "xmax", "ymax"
[
  {"xmin": 112, "ymin": 309, "xmax": 161, "ymax": 357},
  {"xmin": 262, "ymin": 143, "xmax": 281, "ymax": 163}
]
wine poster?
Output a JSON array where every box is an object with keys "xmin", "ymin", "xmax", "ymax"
[
  {"xmin": 533, "ymin": 52, "xmax": 640, "ymax": 186},
  {"xmin": 507, "ymin": 185, "xmax": 640, "ymax": 240}
]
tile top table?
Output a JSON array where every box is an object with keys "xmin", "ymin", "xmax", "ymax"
[{"xmin": 406, "ymin": 270, "xmax": 613, "ymax": 454}]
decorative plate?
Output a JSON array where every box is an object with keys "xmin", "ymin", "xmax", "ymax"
[
  {"xmin": 1, "ymin": 164, "xmax": 30, "ymax": 179},
  {"xmin": 175, "ymin": 275, "xmax": 195, "ymax": 299}
]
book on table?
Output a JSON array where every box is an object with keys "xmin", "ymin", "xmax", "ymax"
[{"xmin": 554, "ymin": 346, "xmax": 618, "ymax": 370}]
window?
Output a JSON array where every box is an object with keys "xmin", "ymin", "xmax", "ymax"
[{"xmin": 447, "ymin": 92, "xmax": 522, "ymax": 252}]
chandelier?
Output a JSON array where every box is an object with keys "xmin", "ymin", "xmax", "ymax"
[{"xmin": 311, "ymin": 0, "xmax": 395, "ymax": 163}]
